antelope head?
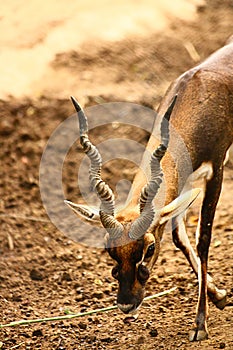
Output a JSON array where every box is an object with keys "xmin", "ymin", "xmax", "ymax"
[{"xmin": 65, "ymin": 96, "xmax": 200, "ymax": 315}]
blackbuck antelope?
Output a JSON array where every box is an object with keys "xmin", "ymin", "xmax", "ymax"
[{"xmin": 65, "ymin": 41, "xmax": 233, "ymax": 341}]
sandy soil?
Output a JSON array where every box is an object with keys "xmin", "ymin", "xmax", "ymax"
[
  {"xmin": 0, "ymin": 0, "xmax": 233, "ymax": 349},
  {"xmin": 0, "ymin": 0, "xmax": 202, "ymax": 100}
]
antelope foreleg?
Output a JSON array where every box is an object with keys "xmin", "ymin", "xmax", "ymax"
[
  {"xmin": 190, "ymin": 168, "xmax": 224, "ymax": 341},
  {"xmin": 172, "ymin": 219, "xmax": 226, "ymax": 308}
]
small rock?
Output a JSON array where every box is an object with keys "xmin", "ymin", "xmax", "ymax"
[
  {"xmin": 12, "ymin": 295, "xmax": 22, "ymax": 302},
  {"xmin": 61, "ymin": 272, "xmax": 72, "ymax": 281},
  {"xmin": 146, "ymin": 321, "xmax": 152, "ymax": 329},
  {"xmin": 94, "ymin": 278, "xmax": 103, "ymax": 286},
  {"xmin": 75, "ymin": 294, "xmax": 84, "ymax": 302},
  {"xmin": 19, "ymin": 332, "xmax": 30, "ymax": 338},
  {"xmin": 149, "ymin": 329, "xmax": 158, "ymax": 337},
  {"xmin": 32, "ymin": 329, "xmax": 43, "ymax": 337},
  {"xmin": 101, "ymin": 337, "xmax": 112, "ymax": 343},
  {"xmin": 30, "ymin": 269, "xmax": 44, "ymax": 281},
  {"xmin": 88, "ymin": 335, "xmax": 96, "ymax": 342},
  {"xmin": 219, "ymin": 343, "xmax": 226, "ymax": 349},
  {"xmin": 214, "ymin": 240, "xmax": 222, "ymax": 248},
  {"xmin": 92, "ymin": 291, "xmax": 104, "ymax": 299},
  {"xmin": 157, "ymin": 267, "xmax": 165, "ymax": 278},
  {"xmin": 0, "ymin": 120, "xmax": 14, "ymax": 136},
  {"xmin": 137, "ymin": 335, "xmax": 145, "ymax": 344},
  {"xmin": 78, "ymin": 321, "xmax": 87, "ymax": 330},
  {"xmin": 103, "ymin": 288, "xmax": 111, "ymax": 295},
  {"xmin": 158, "ymin": 306, "xmax": 166, "ymax": 313}
]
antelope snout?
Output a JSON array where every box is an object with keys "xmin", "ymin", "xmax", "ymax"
[{"xmin": 117, "ymin": 303, "xmax": 136, "ymax": 314}]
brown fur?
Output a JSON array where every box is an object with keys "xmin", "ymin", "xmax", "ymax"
[
  {"xmin": 107, "ymin": 41, "xmax": 233, "ymax": 341},
  {"xmin": 69, "ymin": 41, "xmax": 233, "ymax": 341}
]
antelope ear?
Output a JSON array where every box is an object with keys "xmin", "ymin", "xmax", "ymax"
[
  {"xmin": 64, "ymin": 200, "xmax": 101, "ymax": 225},
  {"xmin": 159, "ymin": 188, "xmax": 201, "ymax": 225}
]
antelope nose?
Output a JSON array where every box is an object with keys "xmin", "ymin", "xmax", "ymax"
[{"xmin": 117, "ymin": 303, "xmax": 135, "ymax": 313}]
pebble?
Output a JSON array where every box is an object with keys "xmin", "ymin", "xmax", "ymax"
[
  {"xmin": 78, "ymin": 321, "xmax": 87, "ymax": 330},
  {"xmin": 30, "ymin": 269, "xmax": 44, "ymax": 281},
  {"xmin": 92, "ymin": 291, "xmax": 104, "ymax": 299},
  {"xmin": 0, "ymin": 120, "xmax": 14, "ymax": 135},
  {"xmin": 61, "ymin": 272, "xmax": 72, "ymax": 281},
  {"xmin": 137, "ymin": 335, "xmax": 146, "ymax": 344},
  {"xmin": 12, "ymin": 294, "xmax": 22, "ymax": 302},
  {"xmin": 32, "ymin": 329, "xmax": 43, "ymax": 337},
  {"xmin": 149, "ymin": 329, "xmax": 158, "ymax": 337},
  {"xmin": 100, "ymin": 337, "xmax": 112, "ymax": 343}
]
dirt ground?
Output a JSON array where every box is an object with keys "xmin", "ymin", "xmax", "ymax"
[{"xmin": 0, "ymin": 0, "xmax": 233, "ymax": 349}]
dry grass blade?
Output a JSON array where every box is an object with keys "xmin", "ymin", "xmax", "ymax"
[
  {"xmin": 7, "ymin": 233, "xmax": 14, "ymax": 250},
  {"xmin": 0, "ymin": 287, "xmax": 177, "ymax": 328},
  {"xmin": 183, "ymin": 41, "xmax": 200, "ymax": 62}
]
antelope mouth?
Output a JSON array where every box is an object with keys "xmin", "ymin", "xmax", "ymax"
[
  {"xmin": 117, "ymin": 304, "xmax": 140, "ymax": 323},
  {"xmin": 117, "ymin": 302, "xmax": 141, "ymax": 314}
]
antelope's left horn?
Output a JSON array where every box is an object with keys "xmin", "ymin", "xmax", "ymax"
[{"xmin": 129, "ymin": 95, "xmax": 177, "ymax": 240}]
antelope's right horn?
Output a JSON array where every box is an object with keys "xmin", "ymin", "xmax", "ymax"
[
  {"xmin": 71, "ymin": 96, "xmax": 123, "ymax": 239},
  {"xmin": 100, "ymin": 211, "xmax": 124, "ymax": 240}
]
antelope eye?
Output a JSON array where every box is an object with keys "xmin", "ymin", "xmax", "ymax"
[
  {"xmin": 138, "ymin": 264, "xmax": 149, "ymax": 284},
  {"xmin": 145, "ymin": 243, "xmax": 155, "ymax": 259},
  {"xmin": 111, "ymin": 265, "xmax": 119, "ymax": 280}
]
